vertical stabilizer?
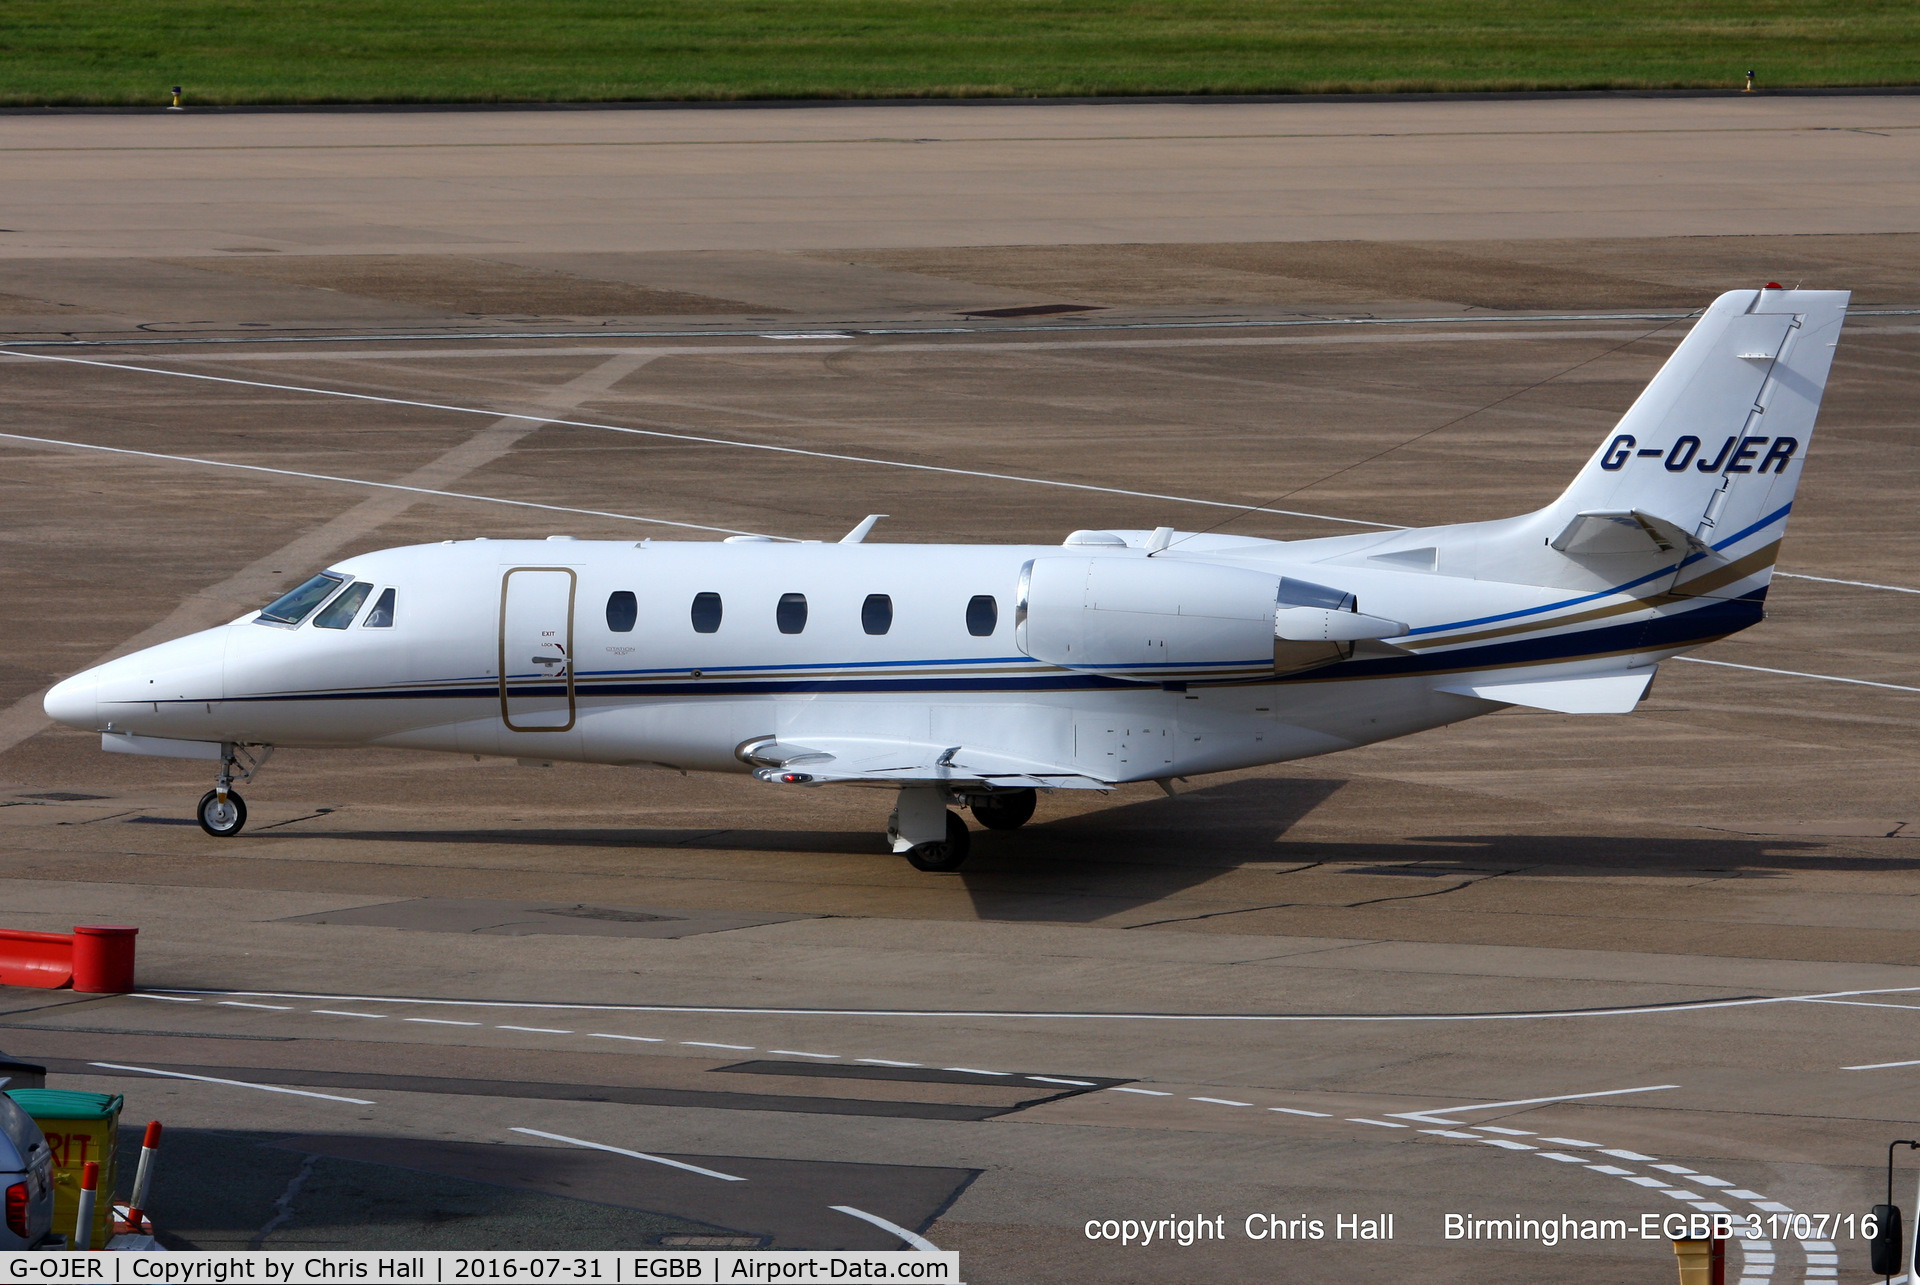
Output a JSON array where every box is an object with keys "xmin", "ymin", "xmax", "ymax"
[{"xmin": 1549, "ymin": 286, "xmax": 1848, "ymax": 598}]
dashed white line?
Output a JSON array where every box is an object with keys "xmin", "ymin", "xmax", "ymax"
[
  {"xmin": 89, "ymin": 1062, "xmax": 374, "ymax": 1105},
  {"xmin": 219, "ymin": 1001, "xmax": 292, "ymax": 1011},
  {"xmin": 130, "ymin": 994, "xmax": 199, "ymax": 1002},
  {"xmin": 1272, "ymin": 1107, "xmax": 1333, "ymax": 1118},
  {"xmin": 1421, "ymin": 1129, "xmax": 1480, "ymax": 1138},
  {"xmin": 1537, "ymin": 1153, "xmax": 1588, "ymax": 1163},
  {"xmin": 682, "ymin": 1042, "xmax": 755, "ymax": 1051},
  {"xmin": 1193, "ymin": 1097, "xmax": 1253, "ymax": 1107},
  {"xmin": 312, "ymin": 1010, "xmax": 385, "ymax": 1019},
  {"xmin": 1677, "ymin": 656, "xmax": 1920, "ymax": 694},
  {"xmin": 858, "ymin": 1059, "xmax": 920, "ymax": 1067},
  {"xmin": 497, "ymin": 1026, "xmax": 574, "ymax": 1034},
  {"xmin": 767, "ymin": 1049, "xmax": 837, "ymax": 1059},
  {"xmin": 588, "ymin": 1033, "xmax": 663, "ymax": 1043},
  {"xmin": 1651, "ymin": 1163, "xmax": 1697, "ymax": 1174},
  {"xmin": 508, "ymin": 1128, "xmax": 745, "ymax": 1182},
  {"xmin": 1473, "ymin": 1126, "xmax": 1534, "ymax": 1136},
  {"xmin": 1587, "ymin": 1165, "xmax": 1635, "ymax": 1176},
  {"xmin": 1623, "ymin": 1176, "xmax": 1674, "ymax": 1188},
  {"xmin": 1349, "ymin": 1118, "xmax": 1409, "ymax": 1129},
  {"xmin": 1107, "ymin": 1087, "xmax": 1171, "ymax": 1096},
  {"xmin": 1479, "ymin": 1139, "xmax": 1537, "ymax": 1151},
  {"xmin": 1599, "ymin": 1149, "xmax": 1659, "ymax": 1162},
  {"xmin": 1540, "ymin": 1137, "xmax": 1599, "ymax": 1147},
  {"xmin": 405, "ymin": 1018, "xmax": 481, "ymax": 1026},
  {"xmin": 1029, "ymin": 1076, "xmax": 1097, "ymax": 1086},
  {"xmin": 1842, "ymin": 1058, "xmax": 1920, "ymax": 1070},
  {"xmin": 942, "ymin": 1067, "xmax": 1009, "ymax": 1076},
  {"xmin": 1776, "ymin": 571, "xmax": 1920, "ymax": 595}
]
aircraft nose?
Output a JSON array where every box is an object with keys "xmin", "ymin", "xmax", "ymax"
[{"xmin": 43, "ymin": 672, "xmax": 99, "ymax": 730}]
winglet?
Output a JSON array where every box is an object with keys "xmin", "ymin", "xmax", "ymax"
[{"xmin": 840, "ymin": 515, "xmax": 888, "ymax": 544}]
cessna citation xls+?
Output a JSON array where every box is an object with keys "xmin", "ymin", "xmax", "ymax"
[{"xmin": 43, "ymin": 288, "xmax": 1845, "ymax": 870}]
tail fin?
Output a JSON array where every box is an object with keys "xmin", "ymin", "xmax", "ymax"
[{"xmin": 1549, "ymin": 286, "xmax": 1848, "ymax": 597}]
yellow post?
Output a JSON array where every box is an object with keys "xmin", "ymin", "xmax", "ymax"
[{"xmin": 1673, "ymin": 1239, "xmax": 1712, "ymax": 1285}]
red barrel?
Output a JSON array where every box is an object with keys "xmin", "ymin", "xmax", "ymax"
[{"xmin": 70, "ymin": 926, "xmax": 137, "ymax": 994}]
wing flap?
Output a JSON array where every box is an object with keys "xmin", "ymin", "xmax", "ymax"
[{"xmin": 741, "ymin": 735, "xmax": 1107, "ymax": 790}]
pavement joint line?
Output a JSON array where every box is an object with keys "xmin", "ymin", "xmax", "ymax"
[
  {"xmin": 508, "ymin": 1127, "xmax": 746, "ymax": 1182},
  {"xmin": 87, "ymin": 1061, "xmax": 376, "ymax": 1105},
  {"xmin": 829, "ymin": 1205, "xmax": 941, "ymax": 1254}
]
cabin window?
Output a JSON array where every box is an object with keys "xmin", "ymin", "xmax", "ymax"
[
  {"xmin": 777, "ymin": 593, "xmax": 809, "ymax": 635},
  {"xmin": 313, "ymin": 582, "xmax": 373, "ymax": 629},
  {"xmin": 691, "ymin": 591, "xmax": 723, "ymax": 634},
  {"xmin": 258, "ymin": 572, "xmax": 346, "ymax": 626},
  {"xmin": 966, "ymin": 594, "xmax": 998, "ymax": 637},
  {"xmin": 861, "ymin": 593, "xmax": 893, "ymax": 636},
  {"xmin": 363, "ymin": 587, "xmax": 397, "ymax": 628},
  {"xmin": 606, "ymin": 590, "xmax": 637, "ymax": 633}
]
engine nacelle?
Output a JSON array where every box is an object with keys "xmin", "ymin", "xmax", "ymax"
[{"xmin": 1016, "ymin": 556, "xmax": 1284, "ymax": 681}]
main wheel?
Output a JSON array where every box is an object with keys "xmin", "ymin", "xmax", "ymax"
[
  {"xmin": 197, "ymin": 789, "xmax": 247, "ymax": 837},
  {"xmin": 904, "ymin": 810, "xmax": 971, "ymax": 872},
  {"xmin": 969, "ymin": 788, "xmax": 1036, "ymax": 831}
]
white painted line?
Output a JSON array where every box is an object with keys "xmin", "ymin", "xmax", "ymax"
[
  {"xmin": 219, "ymin": 1001, "xmax": 292, "ymax": 1011},
  {"xmin": 1776, "ymin": 572, "xmax": 1920, "ymax": 595},
  {"xmin": 859, "ymin": 1059, "xmax": 920, "ymax": 1067},
  {"xmin": 497, "ymin": 1026, "xmax": 573, "ymax": 1034},
  {"xmin": 682, "ymin": 1042, "xmax": 755, "ymax": 1051},
  {"xmin": 1651, "ymin": 1164, "xmax": 1697, "ymax": 1174},
  {"xmin": 89, "ymin": 1062, "xmax": 374, "ymax": 1105},
  {"xmin": 1623, "ymin": 1176, "xmax": 1673, "ymax": 1188},
  {"xmin": 1193, "ymin": 1097, "xmax": 1253, "ymax": 1107},
  {"xmin": 1540, "ymin": 1138, "xmax": 1600, "ymax": 1147},
  {"xmin": 1587, "ymin": 1165, "xmax": 1635, "ymax": 1176},
  {"xmin": 1029, "ymin": 1076, "xmax": 1097, "ymax": 1086},
  {"xmin": 0, "ymin": 431, "xmax": 768, "ymax": 540},
  {"xmin": 1479, "ymin": 1139, "xmax": 1536, "ymax": 1151},
  {"xmin": 1726, "ymin": 1190, "xmax": 1770, "ymax": 1201},
  {"xmin": 1473, "ymin": 1126, "xmax": 1534, "ymax": 1136},
  {"xmin": 1349, "ymin": 1118, "xmax": 1409, "ymax": 1129},
  {"xmin": 1842, "ymin": 1058, "xmax": 1920, "ymax": 1070},
  {"xmin": 312, "ymin": 1010, "xmax": 386, "ymax": 1019},
  {"xmin": 131, "ymin": 994, "xmax": 199, "ymax": 1002},
  {"xmin": 1420, "ymin": 1129, "xmax": 1480, "ymax": 1138},
  {"xmin": 1662, "ymin": 1189, "xmax": 1706, "ymax": 1201},
  {"xmin": 1389, "ymin": 1084, "xmax": 1680, "ymax": 1123},
  {"xmin": 767, "ymin": 1049, "xmax": 837, "ymax": 1059},
  {"xmin": 4, "ymin": 353, "xmax": 1394, "ymax": 530},
  {"xmin": 1537, "ymin": 1153, "xmax": 1588, "ymax": 1163},
  {"xmin": 1676, "ymin": 656, "xmax": 1920, "ymax": 694},
  {"xmin": 1751, "ymin": 1201, "xmax": 1794, "ymax": 1213},
  {"xmin": 1108, "ymin": 1087, "xmax": 1172, "ymax": 1096},
  {"xmin": 942, "ymin": 1067, "xmax": 1009, "ymax": 1076},
  {"xmin": 1807, "ymin": 998, "xmax": 1920, "ymax": 1012},
  {"xmin": 405, "ymin": 1018, "xmax": 481, "ymax": 1026},
  {"xmin": 829, "ymin": 1205, "xmax": 941, "ymax": 1253},
  {"xmin": 588, "ymin": 1033, "xmax": 663, "ymax": 1043},
  {"xmin": 1272, "ymin": 1107, "xmax": 1333, "ymax": 1118},
  {"xmin": 1689, "ymin": 1202, "xmax": 1731, "ymax": 1213},
  {"xmin": 1600, "ymin": 1149, "xmax": 1659, "ymax": 1162},
  {"xmin": 508, "ymin": 1128, "xmax": 745, "ymax": 1182},
  {"xmin": 157, "ymin": 985, "xmax": 1920, "ymax": 1023}
]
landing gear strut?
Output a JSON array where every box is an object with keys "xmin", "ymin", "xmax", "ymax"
[
  {"xmin": 197, "ymin": 743, "xmax": 272, "ymax": 838},
  {"xmin": 969, "ymin": 787, "xmax": 1036, "ymax": 831},
  {"xmin": 888, "ymin": 786, "xmax": 971, "ymax": 872}
]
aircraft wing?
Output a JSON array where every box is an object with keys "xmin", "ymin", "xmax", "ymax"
[{"xmin": 740, "ymin": 736, "xmax": 1108, "ymax": 790}]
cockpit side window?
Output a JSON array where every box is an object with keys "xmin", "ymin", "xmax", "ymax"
[
  {"xmin": 313, "ymin": 582, "xmax": 373, "ymax": 629},
  {"xmin": 257, "ymin": 572, "xmax": 346, "ymax": 626},
  {"xmin": 362, "ymin": 587, "xmax": 397, "ymax": 628}
]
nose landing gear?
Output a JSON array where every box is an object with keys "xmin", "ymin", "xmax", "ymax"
[{"xmin": 196, "ymin": 743, "xmax": 272, "ymax": 837}]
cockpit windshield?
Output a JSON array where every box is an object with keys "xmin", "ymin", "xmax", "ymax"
[
  {"xmin": 312, "ymin": 581, "xmax": 373, "ymax": 629},
  {"xmin": 256, "ymin": 572, "xmax": 346, "ymax": 626}
]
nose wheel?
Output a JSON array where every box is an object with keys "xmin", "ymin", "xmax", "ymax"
[{"xmin": 197, "ymin": 788, "xmax": 247, "ymax": 837}]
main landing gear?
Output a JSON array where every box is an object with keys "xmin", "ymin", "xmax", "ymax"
[
  {"xmin": 196, "ymin": 743, "xmax": 272, "ymax": 838},
  {"xmin": 889, "ymin": 786, "xmax": 1037, "ymax": 872}
]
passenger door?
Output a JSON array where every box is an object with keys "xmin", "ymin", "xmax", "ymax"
[{"xmin": 499, "ymin": 567, "xmax": 576, "ymax": 732}]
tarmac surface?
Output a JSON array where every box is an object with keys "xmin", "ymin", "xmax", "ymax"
[{"xmin": 2, "ymin": 96, "xmax": 1919, "ymax": 1282}]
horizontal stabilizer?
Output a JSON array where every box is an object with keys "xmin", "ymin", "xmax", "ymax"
[{"xmin": 1436, "ymin": 670, "xmax": 1654, "ymax": 714}]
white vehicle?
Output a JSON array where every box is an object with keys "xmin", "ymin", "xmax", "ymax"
[
  {"xmin": 44, "ymin": 288, "xmax": 1844, "ymax": 870},
  {"xmin": 0, "ymin": 1094, "xmax": 54, "ymax": 1250}
]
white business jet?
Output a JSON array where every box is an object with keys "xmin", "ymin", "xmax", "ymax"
[{"xmin": 43, "ymin": 288, "xmax": 1845, "ymax": 870}]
